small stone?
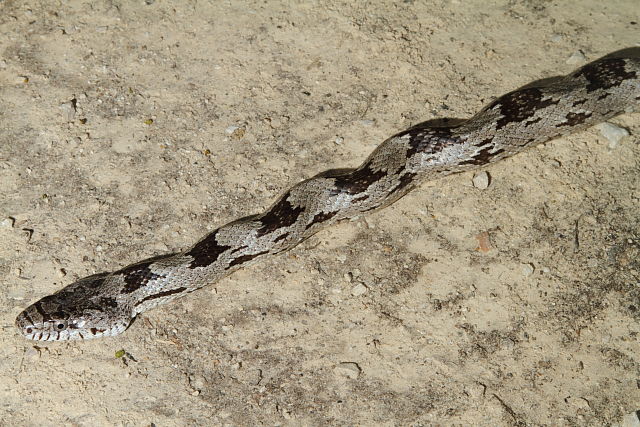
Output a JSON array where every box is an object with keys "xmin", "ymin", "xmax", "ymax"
[
  {"xmin": 467, "ymin": 382, "xmax": 486, "ymax": 399},
  {"xmin": 351, "ymin": 283, "xmax": 368, "ymax": 296},
  {"xmin": 59, "ymin": 100, "xmax": 76, "ymax": 122},
  {"xmin": 225, "ymin": 125, "xmax": 245, "ymax": 140},
  {"xmin": 598, "ymin": 122, "xmax": 629, "ymax": 149},
  {"xmin": 225, "ymin": 125, "xmax": 239, "ymax": 134},
  {"xmin": 334, "ymin": 362, "xmax": 361, "ymax": 379},
  {"xmin": 565, "ymin": 396, "xmax": 590, "ymax": 410},
  {"xmin": 334, "ymin": 136, "xmax": 344, "ymax": 145},
  {"xmin": 618, "ymin": 410, "xmax": 640, "ymax": 427},
  {"xmin": 359, "ymin": 119, "xmax": 375, "ymax": 126},
  {"xmin": 521, "ymin": 263, "xmax": 535, "ymax": 276},
  {"xmin": 550, "ymin": 34, "xmax": 563, "ymax": 43},
  {"xmin": 0, "ymin": 217, "xmax": 15, "ymax": 228},
  {"xmin": 472, "ymin": 171, "xmax": 490, "ymax": 189},
  {"xmin": 566, "ymin": 50, "xmax": 587, "ymax": 65},
  {"xmin": 191, "ymin": 376, "xmax": 205, "ymax": 391}
]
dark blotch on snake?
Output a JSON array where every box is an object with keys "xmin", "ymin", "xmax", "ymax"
[
  {"xmin": 402, "ymin": 126, "xmax": 462, "ymax": 158},
  {"xmin": 134, "ymin": 287, "xmax": 189, "ymax": 306},
  {"xmin": 459, "ymin": 146, "xmax": 507, "ymax": 166},
  {"xmin": 306, "ymin": 211, "xmax": 339, "ymax": 229},
  {"xmin": 393, "ymin": 172, "xmax": 418, "ymax": 194},
  {"xmin": 333, "ymin": 162, "xmax": 387, "ymax": 195},
  {"xmin": 492, "ymin": 87, "xmax": 560, "ymax": 130},
  {"xmin": 572, "ymin": 98, "xmax": 588, "ymax": 107},
  {"xmin": 227, "ymin": 250, "xmax": 270, "ymax": 268},
  {"xmin": 558, "ymin": 111, "xmax": 593, "ymax": 127},
  {"xmin": 186, "ymin": 230, "xmax": 232, "ymax": 269},
  {"xmin": 118, "ymin": 255, "xmax": 171, "ymax": 293},
  {"xmin": 257, "ymin": 192, "xmax": 305, "ymax": 237},
  {"xmin": 576, "ymin": 58, "xmax": 637, "ymax": 92}
]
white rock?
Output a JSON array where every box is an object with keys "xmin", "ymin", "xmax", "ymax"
[
  {"xmin": 334, "ymin": 362, "xmax": 361, "ymax": 379},
  {"xmin": 472, "ymin": 171, "xmax": 490, "ymax": 189},
  {"xmin": 617, "ymin": 410, "xmax": 640, "ymax": 427},
  {"xmin": 598, "ymin": 122, "xmax": 629, "ymax": 149},
  {"xmin": 334, "ymin": 136, "xmax": 344, "ymax": 145},
  {"xmin": 566, "ymin": 50, "xmax": 587, "ymax": 65},
  {"xmin": 521, "ymin": 263, "xmax": 535, "ymax": 276},
  {"xmin": 225, "ymin": 125, "xmax": 239, "ymax": 135},
  {"xmin": 550, "ymin": 34, "xmax": 563, "ymax": 43},
  {"xmin": 59, "ymin": 101, "xmax": 76, "ymax": 122},
  {"xmin": 0, "ymin": 217, "xmax": 14, "ymax": 228},
  {"xmin": 351, "ymin": 283, "xmax": 368, "ymax": 296}
]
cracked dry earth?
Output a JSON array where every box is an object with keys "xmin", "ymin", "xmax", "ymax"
[{"xmin": 0, "ymin": 1, "xmax": 639, "ymax": 426}]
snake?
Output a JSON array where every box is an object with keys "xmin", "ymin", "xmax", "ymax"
[{"xmin": 15, "ymin": 48, "xmax": 640, "ymax": 341}]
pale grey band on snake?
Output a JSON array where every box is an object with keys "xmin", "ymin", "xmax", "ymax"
[{"xmin": 15, "ymin": 48, "xmax": 640, "ymax": 341}]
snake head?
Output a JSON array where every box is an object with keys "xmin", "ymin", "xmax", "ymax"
[{"xmin": 15, "ymin": 273, "xmax": 133, "ymax": 341}]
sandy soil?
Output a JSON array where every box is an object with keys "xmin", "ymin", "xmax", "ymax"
[{"xmin": 1, "ymin": 1, "xmax": 639, "ymax": 425}]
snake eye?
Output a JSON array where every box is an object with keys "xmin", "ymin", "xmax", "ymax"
[
  {"xmin": 26, "ymin": 327, "xmax": 33, "ymax": 334},
  {"xmin": 56, "ymin": 322, "xmax": 66, "ymax": 330}
]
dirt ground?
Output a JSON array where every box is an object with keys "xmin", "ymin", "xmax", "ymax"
[{"xmin": 1, "ymin": 1, "xmax": 639, "ymax": 426}]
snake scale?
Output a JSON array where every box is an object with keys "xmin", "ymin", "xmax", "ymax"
[{"xmin": 15, "ymin": 48, "xmax": 640, "ymax": 341}]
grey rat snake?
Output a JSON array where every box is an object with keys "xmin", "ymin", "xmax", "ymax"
[{"xmin": 16, "ymin": 49, "xmax": 640, "ymax": 341}]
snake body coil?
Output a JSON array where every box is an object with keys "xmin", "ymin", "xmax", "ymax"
[{"xmin": 16, "ymin": 49, "xmax": 640, "ymax": 341}]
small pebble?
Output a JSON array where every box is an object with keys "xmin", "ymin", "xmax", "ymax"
[
  {"xmin": 359, "ymin": 119, "xmax": 375, "ymax": 126},
  {"xmin": 351, "ymin": 283, "xmax": 368, "ymax": 296},
  {"xmin": 59, "ymin": 101, "xmax": 76, "ymax": 122},
  {"xmin": 0, "ymin": 217, "xmax": 14, "ymax": 228},
  {"xmin": 466, "ymin": 382, "xmax": 486, "ymax": 400},
  {"xmin": 334, "ymin": 136, "xmax": 344, "ymax": 145},
  {"xmin": 334, "ymin": 362, "xmax": 361, "ymax": 379},
  {"xmin": 566, "ymin": 50, "xmax": 587, "ymax": 65},
  {"xmin": 472, "ymin": 171, "xmax": 490, "ymax": 189},
  {"xmin": 618, "ymin": 410, "xmax": 640, "ymax": 427},
  {"xmin": 598, "ymin": 122, "xmax": 629, "ymax": 149},
  {"xmin": 521, "ymin": 263, "xmax": 535, "ymax": 276},
  {"xmin": 225, "ymin": 125, "xmax": 245, "ymax": 140},
  {"xmin": 225, "ymin": 125, "xmax": 239, "ymax": 134},
  {"xmin": 550, "ymin": 34, "xmax": 563, "ymax": 43},
  {"xmin": 565, "ymin": 396, "xmax": 590, "ymax": 410},
  {"xmin": 191, "ymin": 376, "xmax": 205, "ymax": 391}
]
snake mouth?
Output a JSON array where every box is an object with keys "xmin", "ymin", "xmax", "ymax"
[
  {"xmin": 15, "ymin": 310, "xmax": 70, "ymax": 341},
  {"xmin": 16, "ymin": 308, "xmax": 132, "ymax": 341}
]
